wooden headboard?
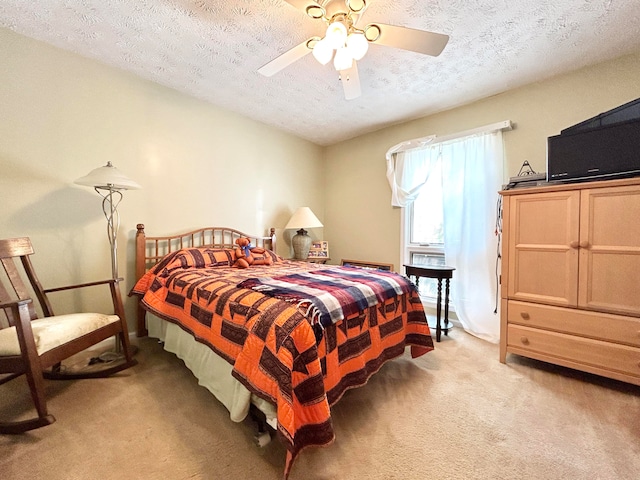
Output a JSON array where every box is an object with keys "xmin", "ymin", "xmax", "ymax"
[{"xmin": 134, "ymin": 223, "xmax": 276, "ymax": 337}]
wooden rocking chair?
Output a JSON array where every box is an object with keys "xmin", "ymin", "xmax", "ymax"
[{"xmin": 0, "ymin": 237, "xmax": 137, "ymax": 434}]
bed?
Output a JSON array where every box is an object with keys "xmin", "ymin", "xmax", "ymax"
[{"xmin": 131, "ymin": 224, "xmax": 434, "ymax": 477}]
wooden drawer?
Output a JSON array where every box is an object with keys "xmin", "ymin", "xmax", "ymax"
[
  {"xmin": 507, "ymin": 324, "xmax": 640, "ymax": 381},
  {"xmin": 507, "ymin": 300, "xmax": 640, "ymax": 347}
]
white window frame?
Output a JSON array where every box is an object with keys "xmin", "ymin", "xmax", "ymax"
[
  {"xmin": 402, "ymin": 202, "xmax": 445, "ymax": 265},
  {"xmin": 401, "ymin": 204, "xmax": 447, "ymax": 308}
]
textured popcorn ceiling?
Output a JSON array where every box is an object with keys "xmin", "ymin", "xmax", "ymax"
[{"xmin": 2, "ymin": 1, "xmax": 640, "ymax": 146}]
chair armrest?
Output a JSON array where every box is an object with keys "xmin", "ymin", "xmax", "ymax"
[
  {"xmin": 0, "ymin": 298, "xmax": 35, "ymax": 335},
  {"xmin": 0, "ymin": 298, "xmax": 33, "ymax": 309},
  {"xmin": 42, "ymin": 278, "xmax": 127, "ymax": 324},
  {"xmin": 0, "ymin": 298, "xmax": 41, "ymax": 364},
  {"xmin": 43, "ymin": 277, "xmax": 124, "ymax": 294}
]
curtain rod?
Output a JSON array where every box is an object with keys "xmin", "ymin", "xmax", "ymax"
[{"xmin": 386, "ymin": 120, "xmax": 513, "ymax": 159}]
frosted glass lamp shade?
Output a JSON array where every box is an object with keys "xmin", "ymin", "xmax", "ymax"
[
  {"xmin": 325, "ymin": 21, "xmax": 347, "ymax": 49},
  {"xmin": 285, "ymin": 207, "xmax": 323, "ymax": 260},
  {"xmin": 312, "ymin": 38, "xmax": 334, "ymax": 65},
  {"xmin": 346, "ymin": 32, "xmax": 368, "ymax": 60},
  {"xmin": 75, "ymin": 162, "xmax": 141, "ymax": 190},
  {"xmin": 333, "ymin": 47, "xmax": 353, "ymax": 71}
]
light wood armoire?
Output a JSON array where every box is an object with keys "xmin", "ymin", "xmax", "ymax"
[{"xmin": 499, "ymin": 177, "xmax": 640, "ymax": 386}]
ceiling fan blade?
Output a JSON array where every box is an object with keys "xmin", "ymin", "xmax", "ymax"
[
  {"xmin": 258, "ymin": 39, "xmax": 313, "ymax": 77},
  {"xmin": 370, "ymin": 23, "xmax": 449, "ymax": 57},
  {"xmin": 339, "ymin": 63, "xmax": 361, "ymax": 100}
]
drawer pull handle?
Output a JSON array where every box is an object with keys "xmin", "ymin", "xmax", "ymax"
[
  {"xmin": 520, "ymin": 337, "xmax": 529, "ymax": 345},
  {"xmin": 520, "ymin": 312, "xmax": 530, "ymax": 320}
]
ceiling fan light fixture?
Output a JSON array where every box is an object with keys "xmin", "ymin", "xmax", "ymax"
[
  {"xmin": 325, "ymin": 21, "xmax": 348, "ymax": 49},
  {"xmin": 312, "ymin": 38, "xmax": 333, "ymax": 65},
  {"xmin": 346, "ymin": 32, "xmax": 368, "ymax": 60},
  {"xmin": 333, "ymin": 47, "xmax": 353, "ymax": 71}
]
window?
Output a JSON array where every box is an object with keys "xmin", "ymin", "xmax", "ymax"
[
  {"xmin": 410, "ymin": 160, "xmax": 443, "ymax": 246},
  {"xmin": 403, "ymin": 160, "xmax": 448, "ymax": 302}
]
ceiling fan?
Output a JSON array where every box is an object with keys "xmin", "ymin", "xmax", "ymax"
[{"xmin": 258, "ymin": 0, "xmax": 449, "ymax": 100}]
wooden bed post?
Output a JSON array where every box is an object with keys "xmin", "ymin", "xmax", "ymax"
[{"xmin": 135, "ymin": 224, "xmax": 148, "ymax": 337}]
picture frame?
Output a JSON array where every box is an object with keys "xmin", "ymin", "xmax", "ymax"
[{"xmin": 308, "ymin": 241, "xmax": 329, "ymax": 259}]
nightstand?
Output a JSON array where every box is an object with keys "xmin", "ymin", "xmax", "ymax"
[{"xmin": 404, "ymin": 264, "xmax": 455, "ymax": 342}]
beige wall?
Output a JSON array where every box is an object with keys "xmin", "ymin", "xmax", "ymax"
[
  {"xmin": 324, "ymin": 52, "xmax": 640, "ymax": 271},
  {"xmin": 2, "ymin": 25, "xmax": 639, "ymax": 330},
  {"xmin": 0, "ymin": 28, "xmax": 324, "ymax": 325}
]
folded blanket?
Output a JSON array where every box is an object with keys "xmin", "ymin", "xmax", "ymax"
[{"xmin": 238, "ymin": 267, "xmax": 413, "ymax": 328}]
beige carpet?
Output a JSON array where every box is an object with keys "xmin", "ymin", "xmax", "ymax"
[{"xmin": 2, "ymin": 329, "xmax": 639, "ymax": 480}]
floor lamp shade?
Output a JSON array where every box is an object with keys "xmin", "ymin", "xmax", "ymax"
[
  {"xmin": 284, "ymin": 207, "xmax": 323, "ymax": 260},
  {"xmin": 74, "ymin": 162, "xmax": 142, "ymax": 191}
]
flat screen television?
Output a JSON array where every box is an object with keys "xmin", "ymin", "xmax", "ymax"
[{"xmin": 547, "ymin": 118, "xmax": 640, "ymax": 183}]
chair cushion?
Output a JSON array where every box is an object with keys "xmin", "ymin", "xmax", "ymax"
[{"xmin": 0, "ymin": 313, "xmax": 120, "ymax": 356}]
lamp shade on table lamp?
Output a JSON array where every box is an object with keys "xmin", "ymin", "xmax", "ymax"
[{"xmin": 284, "ymin": 207, "xmax": 323, "ymax": 260}]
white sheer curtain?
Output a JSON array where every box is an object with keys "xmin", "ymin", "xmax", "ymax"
[
  {"xmin": 440, "ymin": 132, "xmax": 504, "ymax": 342},
  {"xmin": 387, "ymin": 130, "xmax": 505, "ymax": 343},
  {"xmin": 386, "ymin": 139, "xmax": 438, "ymax": 207}
]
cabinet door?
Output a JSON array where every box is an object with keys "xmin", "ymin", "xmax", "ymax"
[
  {"xmin": 507, "ymin": 191, "xmax": 580, "ymax": 306},
  {"xmin": 579, "ymin": 185, "xmax": 640, "ymax": 315}
]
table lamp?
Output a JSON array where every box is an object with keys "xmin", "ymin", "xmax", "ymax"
[{"xmin": 284, "ymin": 207, "xmax": 323, "ymax": 260}]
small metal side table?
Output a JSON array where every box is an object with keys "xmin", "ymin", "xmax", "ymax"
[{"xmin": 404, "ymin": 264, "xmax": 455, "ymax": 342}]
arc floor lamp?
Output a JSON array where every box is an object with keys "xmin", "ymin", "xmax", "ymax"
[{"xmin": 75, "ymin": 162, "xmax": 140, "ymax": 356}]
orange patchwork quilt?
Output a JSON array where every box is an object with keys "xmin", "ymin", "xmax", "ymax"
[{"xmin": 131, "ymin": 248, "xmax": 433, "ymax": 477}]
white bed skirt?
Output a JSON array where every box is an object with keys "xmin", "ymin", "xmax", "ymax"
[{"xmin": 147, "ymin": 313, "xmax": 277, "ymax": 428}]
